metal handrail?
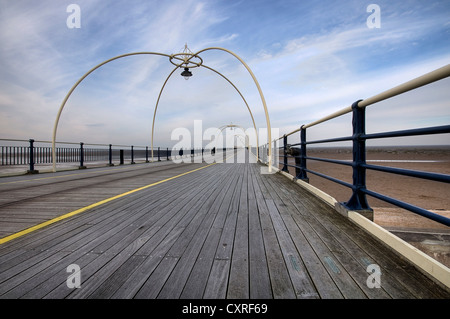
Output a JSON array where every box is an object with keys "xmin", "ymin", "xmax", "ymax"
[
  {"xmin": 276, "ymin": 64, "xmax": 450, "ymax": 227},
  {"xmin": 283, "ymin": 64, "xmax": 450, "ymax": 137}
]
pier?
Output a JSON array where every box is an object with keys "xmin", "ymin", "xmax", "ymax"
[{"xmin": 0, "ymin": 150, "xmax": 448, "ymax": 299}]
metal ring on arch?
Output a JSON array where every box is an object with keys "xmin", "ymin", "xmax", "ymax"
[{"xmin": 169, "ymin": 53, "xmax": 203, "ymax": 69}]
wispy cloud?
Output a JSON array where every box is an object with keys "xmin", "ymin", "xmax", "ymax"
[{"xmin": 0, "ymin": 0, "xmax": 449, "ymax": 147}]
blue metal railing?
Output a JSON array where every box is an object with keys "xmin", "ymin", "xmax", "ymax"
[{"xmin": 274, "ymin": 64, "xmax": 450, "ymax": 227}]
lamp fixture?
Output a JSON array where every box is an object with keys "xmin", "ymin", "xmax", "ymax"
[{"xmin": 181, "ymin": 67, "xmax": 192, "ymax": 80}]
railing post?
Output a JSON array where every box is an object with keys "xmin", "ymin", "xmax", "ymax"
[
  {"xmin": 282, "ymin": 135, "xmax": 288, "ymax": 172},
  {"xmin": 131, "ymin": 145, "xmax": 135, "ymax": 164},
  {"xmin": 342, "ymin": 100, "xmax": 373, "ymax": 219},
  {"xmin": 297, "ymin": 126, "xmax": 309, "ymax": 182},
  {"xmin": 167, "ymin": 147, "xmax": 169, "ymax": 161},
  {"xmin": 108, "ymin": 144, "xmax": 114, "ymax": 166},
  {"xmin": 146, "ymin": 146, "xmax": 149, "ymax": 163},
  {"xmin": 27, "ymin": 139, "xmax": 39, "ymax": 174},
  {"xmin": 158, "ymin": 147, "xmax": 161, "ymax": 162},
  {"xmin": 79, "ymin": 142, "xmax": 86, "ymax": 169},
  {"xmin": 120, "ymin": 149, "xmax": 124, "ymax": 165}
]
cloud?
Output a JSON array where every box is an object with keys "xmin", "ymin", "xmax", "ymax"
[{"xmin": 0, "ymin": 0, "xmax": 449, "ymax": 148}]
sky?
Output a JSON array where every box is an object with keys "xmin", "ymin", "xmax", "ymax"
[{"xmin": 0, "ymin": 0, "xmax": 449, "ymax": 148}]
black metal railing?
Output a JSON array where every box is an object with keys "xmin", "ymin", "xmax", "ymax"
[
  {"xmin": 273, "ymin": 64, "xmax": 450, "ymax": 227},
  {"xmin": 0, "ymin": 139, "xmax": 181, "ymax": 172},
  {"xmin": 0, "ymin": 138, "xmax": 232, "ymax": 174}
]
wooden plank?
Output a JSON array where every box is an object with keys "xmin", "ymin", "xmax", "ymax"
[
  {"xmin": 292, "ymin": 202, "xmax": 397, "ymax": 298},
  {"xmin": 247, "ymin": 170, "xmax": 272, "ymax": 299},
  {"xmin": 227, "ymin": 164, "xmax": 250, "ymax": 299},
  {"xmin": 0, "ymin": 162, "xmax": 213, "ymax": 298},
  {"xmin": 108, "ymin": 164, "xmax": 236, "ymax": 298},
  {"xmin": 179, "ymin": 165, "xmax": 242, "ymax": 299},
  {"xmin": 2, "ymin": 179, "xmax": 183, "ymax": 254},
  {"xmin": 203, "ymin": 259, "xmax": 230, "ymax": 299},
  {"xmin": 202, "ymin": 165, "xmax": 243, "ymax": 299},
  {"xmin": 132, "ymin": 256, "xmax": 180, "ymax": 299},
  {"xmin": 22, "ymin": 251, "xmax": 100, "ymax": 299},
  {"xmin": 274, "ymin": 201, "xmax": 344, "ymax": 299},
  {"xmin": 0, "ymin": 248, "xmax": 59, "ymax": 286},
  {"xmin": 1, "ymin": 159, "xmax": 449, "ymax": 299},
  {"xmin": 281, "ymin": 180, "xmax": 427, "ymax": 298},
  {"xmin": 87, "ymin": 171, "xmax": 215, "ymax": 255},
  {"xmin": 157, "ymin": 177, "xmax": 236, "ymax": 299},
  {"xmin": 250, "ymin": 165, "xmax": 298, "ymax": 298},
  {"xmin": 63, "ymin": 166, "xmax": 224, "ymax": 299},
  {"xmin": 5, "ymin": 211, "xmax": 151, "ymax": 298},
  {"xmin": 0, "ymin": 162, "xmax": 208, "ymax": 240},
  {"xmin": 138, "ymin": 165, "xmax": 233, "ymax": 258},
  {"xmin": 259, "ymin": 171, "xmax": 367, "ymax": 298},
  {"xmin": 257, "ymin": 199, "xmax": 297, "ymax": 298},
  {"xmin": 64, "ymin": 229, "xmax": 155, "ymax": 299},
  {"xmin": 251, "ymin": 165, "xmax": 318, "ymax": 299},
  {"xmin": 34, "ymin": 165, "xmax": 219, "ymax": 299},
  {"xmin": 6, "ymin": 165, "xmax": 232, "ymax": 300},
  {"xmin": 87, "ymin": 255, "xmax": 147, "ymax": 299},
  {"xmin": 110, "ymin": 227, "xmax": 185, "ymax": 299},
  {"xmin": 0, "ymin": 250, "xmax": 71, "ymax": 297},
  {"xmin": 259, "ymin": 173, "xmax": 345, "ymax": 298},
  {"xmin": 130, "ymin": 176, "xmax": 223, "ymax": 257},
  {"xmin": 267, "ymin": 168, "xmax": 450, "ymax": 298},
  {"xmin": 307, "ymin": 196, "xmax": 448, "ymax": 298}
]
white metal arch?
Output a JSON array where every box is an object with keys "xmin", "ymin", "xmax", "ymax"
[
  {"xmin": 52, "ymin": 47, "xmax": 272, "ymax": 172},
  {"xmin": 51, "ymin": 52, "xmax": 171, "ymax": 172},
  {"xmin": 217, "ymin": 124, "xmax": 250, "ymax": 149},
  {"xmin": 192, "ymin": 47, "xmax": 272, "ymax": 171},
  {"xmin": 150, "ymin": 64, "xmax": 259, "ymax": 161}
]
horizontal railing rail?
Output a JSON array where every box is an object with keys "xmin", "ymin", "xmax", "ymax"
[
  {"xmin": 0, "ymin": 138, "xmax": 219, "ymax": 174},
  {"xmin": 274, "ymin": 64, "xmax": 450, "ymax": 227}
]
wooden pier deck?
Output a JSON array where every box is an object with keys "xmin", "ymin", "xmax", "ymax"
[{"xmin": 0, "ymin": 153, "xmax": 449, "ymax": 299}]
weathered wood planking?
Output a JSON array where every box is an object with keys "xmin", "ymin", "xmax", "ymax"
[
  {"xmin": 0, "ymin": 161, "xmax": 208, "ymax": 237},
  {"xmin": 0, "ymin": 154, "xmax": 449, "ymax": 299}
]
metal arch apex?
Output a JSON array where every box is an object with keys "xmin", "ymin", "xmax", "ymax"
[
  {"xmin": 192, "ymin": 47, "xmax": 272, "ymax": 171},
  {"xmin": 151, "ymin": 63, "xmax": 260, "ymax": 162}
]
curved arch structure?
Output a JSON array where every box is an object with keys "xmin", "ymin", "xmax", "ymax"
[
  {"xmin": 51, "ymin": 52, "xmax": 171, "ymax": 172},
  {"xmin": 52, "ymin": 47, "xmax": 272, "ymax": 172},
  {"xmin": 193, "ymin": 47, "xmax": 272, "ymax": 171},
  {"xmin": 151, "ymin": 63, "xmax": 259, "ymax": 161},
  {"xmin": 217, "ymin": 124, "xmax": 250, "ymax": 149}
]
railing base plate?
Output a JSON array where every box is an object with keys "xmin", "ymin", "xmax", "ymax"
[{"xmin": 335, "ymin": 202, "xmax": 374, "ymax": 221}]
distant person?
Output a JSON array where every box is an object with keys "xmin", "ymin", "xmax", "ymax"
[
  {"xmin": 211, "ymin": 147, "xmax": 216, "ymax": 155},
  {"xmin": 179, "ymin": 148, "xmax": 183, "ymax": 157}
]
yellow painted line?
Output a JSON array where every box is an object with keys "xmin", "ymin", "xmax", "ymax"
[{"xmin": 0, "ymin": 162, "xmax": 216, "ymax": 245}]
